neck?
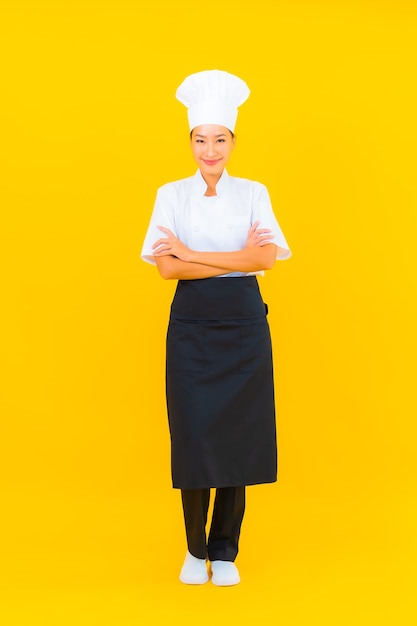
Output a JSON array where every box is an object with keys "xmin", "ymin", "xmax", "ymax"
[{"xmin": 201, "ymin": 170, "xmax": 224, "ymax": 197}]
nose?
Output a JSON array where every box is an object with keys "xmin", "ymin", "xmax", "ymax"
[{"xmin": 205, "ymin": 141, "xmax": 217, "ymax": 157}]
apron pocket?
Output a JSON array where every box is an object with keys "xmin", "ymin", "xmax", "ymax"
[
  {"xmin": 240, "ymin": 320, "xmax": 273, "ymax": 373},
  {"xmin": 166, "ymin": 319, "xmax": 206, "ymax": 372}
]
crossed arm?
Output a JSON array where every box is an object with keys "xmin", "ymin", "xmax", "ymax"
[{"xmin": 151, "ymin": 222, "xmax": 281, "ymax": 280}]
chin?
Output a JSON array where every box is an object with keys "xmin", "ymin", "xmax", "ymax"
[{"xmin": 202, "ymin": 166, "xmax": 223, "ymax": 176}]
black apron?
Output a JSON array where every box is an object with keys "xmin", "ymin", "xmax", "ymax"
[{"xmin": 166, "ymin": 276, "xmax": 277, "ymax": 489}]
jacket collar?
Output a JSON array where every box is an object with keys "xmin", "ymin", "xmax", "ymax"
[{"xmin": 192, "ymin": 168, "xmax": 230, "ymax": 196}]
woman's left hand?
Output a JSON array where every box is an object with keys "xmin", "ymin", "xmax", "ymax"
[
  {"xmin": 245, "ymin": 221, "xmax": 273, "ymax": 248},
  {"xmin": 152, "ymin": 226, "xmax": 195, "ymax": 262}
]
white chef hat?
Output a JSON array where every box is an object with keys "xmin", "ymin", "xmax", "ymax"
[{"xmin": 176, "ymin": 69, "xmax": 250, "ymax": 132}]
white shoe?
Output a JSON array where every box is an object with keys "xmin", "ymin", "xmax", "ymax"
[
  {"xmin": 210, "ymin": 560, "xmax": 240, "ymax": 586},
  {"xmin": 179, "ymin": 551, "xmax": 209, "ymax": 585}
]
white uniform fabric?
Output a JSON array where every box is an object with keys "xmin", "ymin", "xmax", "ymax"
[{"xmin": 141, "ymin": 169, "xmax": 291, "ymax": 277}]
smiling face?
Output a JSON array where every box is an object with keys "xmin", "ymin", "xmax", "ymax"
[{"xmin": 190, "ymin": 124, "xmax": 236, "ymax": 182}]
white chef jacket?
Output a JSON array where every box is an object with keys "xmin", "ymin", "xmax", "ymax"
[{"xmin": 141, "ymin": 169, "xmax": 291, "ymax": 276}]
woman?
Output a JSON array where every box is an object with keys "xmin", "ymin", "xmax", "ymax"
[{"xmin": 141, "ymin": 70, "xmax": 291, "ymax": 586}]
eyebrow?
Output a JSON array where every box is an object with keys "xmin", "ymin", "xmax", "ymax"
[{"xmin": 194, "ymin": 133, "xmax": 227, "ymax": 138}]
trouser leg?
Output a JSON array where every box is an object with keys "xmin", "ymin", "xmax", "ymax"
[
  {"xmin": 181, "ymin": 489, "xmax": 210, "ymax": 559},
  {"xmin": 207, "ymin": 486, "xmax": 246, "ymax": 562}
]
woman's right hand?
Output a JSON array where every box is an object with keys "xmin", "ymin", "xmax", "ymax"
[
  {"xmin": 245, "ymin": 221, "xmax": 273, "ymax": 248},
  {"xmin": 152, "ymin": 226, "xmax": 196, "ymax": 263}
]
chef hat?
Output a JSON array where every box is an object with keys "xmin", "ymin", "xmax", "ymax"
[{"xmin": 176, "ymin": 69, "xmax": 250, "ymax": 132}]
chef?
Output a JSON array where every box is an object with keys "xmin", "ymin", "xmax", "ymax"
[{"xmin": 141, "ymin": 69, "xmax": 291, "ymax": 586}]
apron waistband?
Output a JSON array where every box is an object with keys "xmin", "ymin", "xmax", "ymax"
[{"xmin": 170, "ymin": 277, "xmax": 267, "ymax": 321}]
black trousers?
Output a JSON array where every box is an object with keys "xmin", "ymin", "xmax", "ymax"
[{"xmin": 181, "ymin": 487, "xmax": 246, "ymax": 562}]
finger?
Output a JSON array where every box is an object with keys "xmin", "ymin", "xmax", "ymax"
[
  {"xmin": 153, "ymin": 246, "xmax": 171, "ymax": 256},
  {"xmin": 152, "ymin": 238, "xmax": 169, "ymax": 249},
  {"xmin": 255, "ymin": 228, "xmax": 272, "ymax": 235},
  {"xmin": 157, "ymin": 225, "xmax": 174, "ymax": 236},
  {"xmin": 257, "ymin": 238, "xmax": 275, "ymax": 246},
  {"xmin": 254, "ymin": 237, "xmax": 274, "ymax": 246}
]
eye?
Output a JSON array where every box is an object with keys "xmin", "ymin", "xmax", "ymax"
[
  {"xmin": 196, "ymin": 139, "xmax": 204, "ymax": 143},
  {"xmin": 217, "ymin": 138, "xmax": 226, "ymax": 143}
]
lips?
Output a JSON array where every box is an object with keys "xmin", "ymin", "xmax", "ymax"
[{"xmin": 202, "ymin": 159, "xmax": 222, "ymax": 166}]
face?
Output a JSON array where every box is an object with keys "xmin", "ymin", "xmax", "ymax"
[{"xmin": 190, "ymin": 125, "xmax": 236, "ymax": 180}]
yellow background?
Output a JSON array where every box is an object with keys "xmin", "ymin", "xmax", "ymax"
[{"xmin": 1, "ymin": 0, "xmax": 416, "ymax": 623}]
